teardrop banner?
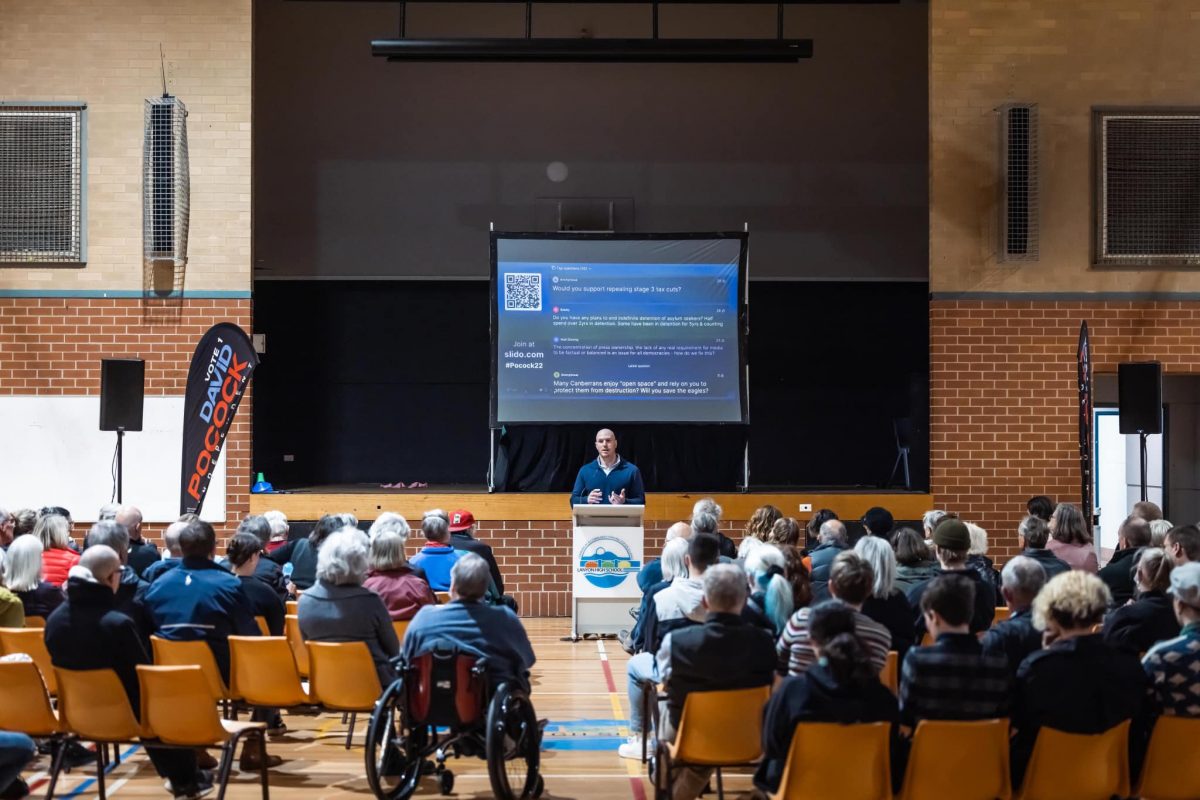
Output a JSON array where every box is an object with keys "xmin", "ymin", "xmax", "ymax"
[
  {"xmin": 181, "ymin": 322, "xmax": 259, "ymax": 516},
  {"xmin": 1077, "ymin": 320, "xmax": 1094, "ymax": 534}
]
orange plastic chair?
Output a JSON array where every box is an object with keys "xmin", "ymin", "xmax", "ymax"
[
  {"xmin": 1136, "ymin": 715, "xmax": 1200, "ymax": 800},
  {"xmin": 24, "ymin": 615, "xmax": 47, "ymax": 629},
  {"xmin": 392, "ymin": 619, "xmax": 410, "ymax": 642},
  {"xmin": 919, "ymin": 631, "xmax": 933, "ymax": 647},
  {"xmin": 656, "ymin": 685, "xmax": 770, "ymax": 799},
  {"xmin": 0, "ymin": 626, "xmax": 58, "ymax": 695},
  {"xmin": 285, "ymin": 600, "xmax": 298, "ymax": 616},
  {"xmin": 881, "ymin": 651, "xmax": 899, "ymax": 696},
  {"xmin": 229, "ymin": 635, "xmax": 312, "ymax": 708},
  {"xmin": 435, "ymin": 591, "xmax": 451, "ymax": 604},
  {"xmin": 255, "ymin": 616, "xmax": 271, "ymax": 636},
  {"xmin": 307, "ymin": 641, "xmax": 384, "ymax": 748},
  {"xmin": 139, "ymin": 665, "xmax": 270, "ymax": 800},
  {"xmin": 992, "ymin": 606, "xmax": 1011, "ymax": 625},
  {"xmin": 284, "ymin": 615, "xmax": 310, "ymax": 678},
  {"xmin": 1016, "ymin": 721, "xmax": 1130, "ymax": 800},
  {"xmin": 54, "ymin": 668, "xmax": 145, "ymax": 800},
  {"xmin": 769, "ymin": 722, "xmax": 892, "ymax": 800},
  {"xmin": 151, "ymin": 636, "xmax": 236, "ymax": 715},
  {"xmin": 898, "ymin": 719, "xmax": 1011, "ymax": 800},
  {"xmin": 0, "ymin": 662, "xmax": 71, "ymax": 797}
]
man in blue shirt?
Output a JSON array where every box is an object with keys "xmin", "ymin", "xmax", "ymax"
[
  {"xmin": 570, "ymin": 428, "xmax": 645, "ymax": 506},
  {"xmin": 411, "ymin": 510, "xmax": 464, "ymax": 592}
]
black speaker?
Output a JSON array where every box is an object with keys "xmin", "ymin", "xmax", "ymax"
[
  {"xmin": 100, "ymin": 359, "xmax": 145, "ymax": 432},
  {"xmin": 1118, "ymin": 361, "xmax": 1162, "ymax": 434}
]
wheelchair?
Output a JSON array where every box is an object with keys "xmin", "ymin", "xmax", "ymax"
[{"xmin": 364, "ymin": 650, "xmax": 544, "ymax": 800}]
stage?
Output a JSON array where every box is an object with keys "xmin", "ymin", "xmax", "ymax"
[{"xmin": 251, "ymin": 487, "xmax": 933, "ymax": 616}]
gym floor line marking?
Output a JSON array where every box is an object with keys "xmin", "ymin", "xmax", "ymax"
[
  {"xmin": 60, "ymin": 745, "xmax": 141, "ymax": 800},
  {"xmin": 597, "ymin": 640, "xmax": 647, "ymax": 800}
]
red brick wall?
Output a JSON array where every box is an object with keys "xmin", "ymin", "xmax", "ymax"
[
  {"xmin": 0, "ymin": 297, "xmax": 253, "ymax": 538},
  {"xmin": 931, "ymin": 299, "xmax": 1200, "ymax": 560}
]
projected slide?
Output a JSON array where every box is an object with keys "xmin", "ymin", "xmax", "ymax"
[{"xmin": 492, "ymin": 235, "xmax": 746, "ymax": 424}]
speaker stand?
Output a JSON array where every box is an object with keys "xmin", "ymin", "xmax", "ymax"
[
  {"xmin": 1139, "ymin": 431, "xmax": 1149, "ymax": 503},
  {"xmin": 116, "ymin": 426, "xmax": 125, "ymax": 504}
]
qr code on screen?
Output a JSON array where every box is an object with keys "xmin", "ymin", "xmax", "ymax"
[{"xmin": 504, "ymin": 273, "xmax": 542, "ymax": 311}]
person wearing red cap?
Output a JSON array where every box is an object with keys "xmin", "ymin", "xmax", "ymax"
[{"xmin": 448, "ymin": 509, "xmax": 505, "ymax": 596}]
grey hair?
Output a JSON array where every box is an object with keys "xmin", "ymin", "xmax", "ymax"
[
  {"xmin": 0, "ymin": 547, "xmax": 5, "ymax": 581},
  {"xmin": 691, "ymin": 511, "xmax": 719, "ymax": 537},
  {"xmin": 692, "ymin": 497, "xmax": 723, "ymax": 521},
  {"xmin": 661, "ymin": 538, "xmax": 690, "ymax": 581},
  {"xmin": 98, "ymin": 503, "xmax": 121, "ymax": 521},
  {"xmin": 966, "ymin": 523, "xmax": 989, "ymax": 557},
  {"xmin": 1001, "ymin": 555, "xmax": 1047, "ymax": 603},
  {"xmin": 450, "ymin": 552, "xmax": 491, "ymax": 601},
  {"xmin": 369, "ymin": 512, "xmax": 411, "ymax": 542},
  {"xmin": 262, "ymin": 510, "xmax": 290, "ymax": 538},
  {"xmin": 4, "ymin": 534, "xmax": 44, "ymax": 592},
  {"xmin": 1149, "ymin": 519, "xmax": 1173, "ymax": 548},
  {"xmin": 922, "ymin": 510, "xmax": 947, "ymax": 534},
  {"xmin": 237, "ymin": 515, "xmax": 272, "ymax": 547},
  {"xmin": 818, "ymin": 519, "xmax": 847, "ymax": 546},
  {"xmin": 703, "ymin": 563, "xmax": 748, "ymax": 612},
  {"xmin": 86, "ymin": 520, "xmax": 130, "ymax": 561},
  {"xmin": 738, "ymin": 536, "xmax": 763, "ymax": 561},
  {"xmin": 36, "ymin": 514, "xmax": 72, "ymax": 551},
  {"xmin": 315, "ymin": 527, "xmax": 370, "ymax": 586},
  {"xmin": 854, "ymin": 535, "xmax": 897, "ymax": 598},
  {"xmin": 1019, "ymin": 515, "xmax": 1051, "ymax": 549},
  {"xmin": 369, "ymin": 530, "xmax": 410, "ymax": 572},
  {"xmin": 163, "ymin": 520, "xmax": 188, "ymax": 555},
  {"xmin": 422, "ymin": 509, "xmax": 450, "ymax": 542}
]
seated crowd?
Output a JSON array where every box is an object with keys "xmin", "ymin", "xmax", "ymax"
[{"xmin": 0, "ymin": 502, "xmax": 525, "ymax": 800}]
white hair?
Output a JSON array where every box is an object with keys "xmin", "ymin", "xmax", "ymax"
[
  {"xmin": 1001, "ymin": 555, "xmax": 1047, "ymax": 602},
  {"xmin": 854, "ymin": 535, "xmax": 897, "ymax": 598},
  {"xmin": 922, "ymin": 510, "xmax": 947, "ymax": 534},
  {"xmin": 692, "ymin": 497, "xmax": 723, "ymax": 521},
  {"xmin": 661, "ymin": 538, "xmax": 690, "ymax": 582},
  {"xmin": 263, "ymin": 510, "xmax": 290, "ymax": 538},
  {"xmin": 1149, "ymin": 518, "xmax": 1173, "ymax": 548},
  {"xmin": 422, "ymin": 509, "xmax": 450, "ymax": 541},
  {"xmin": 98, "ymin": 503, "xmax": 121, "ymax": 521},
  {"xmin": 966, "ymin": 522, "xmax": 989, "ymax": 556},
  {"xmin": 703, "ymin": 563, "xmax": 747, "ymax": 612},
  {"xmin": 738, "ymin": 535, "xmax": 763, "ymax": 561},
  {"xmin": 451, "ymin": 552, "xmax": 491, "ymax": 601},
  {"xmin": 744, "ymin": 543, "xmax": 794, "ymax": 634},
  {"xmin": 3, "ymin": 535, "xmax": 44, "ymax": 592},
  {"xmin": 369, "ymin": 512, "xmax": 411, "ymax": 542},
  {"xmin": 36, "ymin": 514, "xmax": 72, "ymax": 550},
  {"xmin": 315, "ymin": 527, "xmax": 370, "ymax": 586},
  {"xmin": 818, "ymin": 519, "xmax": 847, "ymax": 546}
]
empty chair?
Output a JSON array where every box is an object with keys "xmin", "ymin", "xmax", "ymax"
[
  {"xmin": 881, "ymin": 651, "xmax": 899, "ymax": 696},
  {"xmin": 0, "ymin": 626, "xmax": 58, "ymax": 695},
  {"xmin": 54, "ymin": 667, "xmax": 144, "ymax": 800},
  {"xmin": 1016, "ymin": 721, "xmax": 1130, "ymax": 800},
  {"xmin": 770, "ymin": 722, "xmax": 892, "ymax": 800},
  {"xmin": 898, "ymin": 719, "xmax": 1010, "ymax": 800},
  {"xmin": 284, "ymin": 615, "xmax": 310, "ymax": 678},
  {"xmin": 307, "ymin": 641, "xmax": 384, "ymax": 748},
  {"xmin": 655, "ymin": 685, "xmax": 770, "ymax": 800},
  {"xmin": 139, "ymin": 665, "xmax": 270, "ymax": 800},
  {"xmin": 1135, "ymin": 716, "xmax": 1200, "ymax": 800},
  {"xmin": 229, "ymin": 635, "xmax": 311, "ymax": 709},
  {"xmin": 0, "ymin": 660, "xmax": 69, "ymax": 795},
  {"xmin": 151, "ymin": 636, "xmax": 236, "ymax": 716}
]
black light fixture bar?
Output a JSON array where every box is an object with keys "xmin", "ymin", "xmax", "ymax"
[{"xmin": 371, "ymin": 37, "xmax": 812, "ymax": 62}]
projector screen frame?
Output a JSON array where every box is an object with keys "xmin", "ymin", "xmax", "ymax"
[{"xmin": 489, "ymin": 230, "xmax": 749, "ymax": 427}]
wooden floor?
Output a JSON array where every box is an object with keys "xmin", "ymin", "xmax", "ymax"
[{"xmin": 21, "ymin": 619, "xmax": 759, "ymax": 800}]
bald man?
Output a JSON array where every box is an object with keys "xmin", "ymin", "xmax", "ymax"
[
  {"xmin": 117, "ymin": 505, "xmax": 157, "ymax": 578},
  {"xmin": 143, "ymin": 520, "xmax": 189, "ymax": 583},
  {"xmin": 570, "ymin": 428, "xmax": 646, "ymax": 507}
]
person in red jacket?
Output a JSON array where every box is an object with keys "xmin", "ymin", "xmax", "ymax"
[
  {"xmin": 36, "ymin": 512, "xmax": 79, "ymax": 587},
  {"xmin": 363, "ymin": 515, "xmax": 436, "ymax": 621}
]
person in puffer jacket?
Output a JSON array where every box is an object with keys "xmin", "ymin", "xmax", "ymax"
[{"xmin": 36, "ymin": 513, "xmax": 80, "ymax": 587}]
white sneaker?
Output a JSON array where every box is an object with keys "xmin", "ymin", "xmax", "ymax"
[{"xmin": 617, "ymin": 735, "xmax": 653, "ymax": 760}]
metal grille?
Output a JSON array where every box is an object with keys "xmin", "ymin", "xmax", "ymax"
[
  {"xmin": 0, "ymin": 104, "xmax": 85, "ymax": 263},
  {"xmin": 999, "ymin": 103, "xmax": 1039, "ymax": 262},
  {"xmin": 1097, "ymin": 110, "xmax": 1200, "ymax": 265},
  {"xmin": 142, "ymin": 96, "xmax": 189, "ymax": 293}
]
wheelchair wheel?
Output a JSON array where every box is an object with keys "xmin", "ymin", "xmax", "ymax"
[
  {"xmin": 485, "ymin": 683, "xmax": 542, "ymax": 800},
  {"xmin": 365, "ymin": 680, "xmax": 425, "ymax": 800}
]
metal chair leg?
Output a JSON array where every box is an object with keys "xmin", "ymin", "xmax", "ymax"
[
  {"xmin": 214, "ymin": 739, "xmax": 238, "ymax": 800},
  {"xmin": 44, "ymin": 737, "xmax": 68, "ymax": 800},
  {"xmin": 95, "ymin": 745, "xmax": 107, "ymax": 800},
  {"xmin": 716, "ymin": 767, "xmax": 724, "ymax": 800},
  {"xmin": 258, "ymin": 732, "xmax": 270, "ymax": 799},
  {"xmin": 344, "ymin": 712, "xmax": 356, "ymax": 749}
]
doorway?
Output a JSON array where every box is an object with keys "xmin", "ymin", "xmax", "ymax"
[{"xmin": 1093, "ymin": 406, "xmax": 1164, "ymax": 555}]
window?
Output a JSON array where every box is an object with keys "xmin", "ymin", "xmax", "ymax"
[
  {"xmin": 1095, "ymin": 108, "xmax": 1200, "ymax": 266},
  {"xmin": 0, "ymin": 103, "xmax": 86, "ymax": 264}
]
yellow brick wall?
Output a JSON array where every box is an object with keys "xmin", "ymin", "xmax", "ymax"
[
  {"xmin": 931, "ymin": 0, "xmax": 1200, "ymax": 294},
  {"xmin": 0, "ymin": 0, "xmax": 251, "ymax": 293}
]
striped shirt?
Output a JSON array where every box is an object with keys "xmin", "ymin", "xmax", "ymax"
[
  {"xmin": 899, "ymin": 632, "xmax": 1011, "ymax": 726},
  {"xmin": 1142, "ymin": 622, "xmax": 1200, "ymax": 718},
  {"xmin": 776, "ymin": 604, "xmax": 892, "ymax": 676}
]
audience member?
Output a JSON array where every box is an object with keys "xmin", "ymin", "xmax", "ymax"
[
  {"xmin": 804, "ymin": 508, "xmax": 838, "ymax": 551},
  {"xmin": 143, "ymin": 521, "xmax": 187, "ymax": 583},
  {"xmin": 1142, "ymin": 562, "xmax": 1200, "ymax": 717},
  {"xmin": 1164, "ymin": 524, "xmax": 1200, "ymax": 567},
  {"xmin": 445, "ymin": 509, "xmax": 505, "ymax": 595},
  {"xmin": 363, "ymin": 523, "xmax": 436, "ymax": 621},
  {"xmin": 965, "ymin": 522, "xmax": 1001, "ymax": 592},
  {"xmin": 3, "ymin": 535, "xmax": 63, "ymax": 618},
  {"xmin": 693, "ymin": 498, "xmax": 733, "ymax": 559},
  {"xmin": 262, "ymin": 510, "xmax": 290, "ymax": 554},
  {"xmin": 1148, "ymin": 518, "xmax": 1172, "ymax": 549},
  {"xmin": 1026, "ymin": 495, "xmax": 1054, "ymax": 522},
  {"xmin": 1047, "ymin": 503, "xmax": 1099, "ymax": 573},
  {"xmin": 981, "ymin": 555, "xmax": 1047, "ymax": 675},
  {"xmin": 235, "ymin": 515, "xmax": 288, "ymax": 600},
  {"xmin": 269, "ymin": 513, "xmax": 355, "ymax": 593},
  {"xmin": 921, "ymin": 510, "xmax": 948, "ymax": 542},
  {"xmin": 1098, "ymin": 515, "xmax": 1151, "ymax": 607},
  {"xmin": 45, "ymin": 545, "xmax": 211, "ymax": 799},
  {"xmin": 298, "ymin": 528, "xmax": 399, "ymax": 689},
  {"xmin": 402, "ymin": 552, "xmax": 535, "ymax": 689},
  {"xmin": 226, "ymin": 533, "xmax": 286, "ymax": 636},
  {"xmin": 35, "ymin": 513, "xmax": 78, "ymax": 587},
  {"xmin": 627, "ymin": 538, "xmax": 690, "ymax": 654},
  {"xmin": 778, "ymin": 551, "xmax": 891, "ymax": 676},
  {"xmin": 117, "ymin": 505, "xmax": 157, "ymax": 578},
  {"xmin": 0, "ymin": 551, "xmax": 24, "ymax": 628},
  {"xmin": 777, "ymin": 544, "xmax": 813, "ymax": 611},
  {"xmin": 620, "ymin": 533, "xmax": 719, "ymax": 759},
  {"xmin": 892, "ymin": 527, "xmax": 939, "ymax": 593},
  {"xmin": 741, "ymin": 504, "xmax": 782, "ymax": 557},
  {"xmin": 743, "ymin": 544, "xmax": 795, "ymax": 635},
  {"xmin": 766, "ymin": 516, "xmax": 801, "ymax": 548},
  {"xmin": 84, "ymin": 520, "xmax": 151, "ymax": 636},
  {"xmin": 737, "ymin": 534, "xmax": 764, "ymax": 562},
  {"xmin": 856, "ymin": 535, "xmax": 915, "ymax": 657},
  {"xmin": 409, "ymin": 510, "xmax": 464, "ymax": 592},
  {"xmin": 0, "ymin": 731, "xmax": 34, "ymax": 800},
  {"xmin": 656, "ymin": 564, "xmax": 775, "ymax": 800},
  {"xmin": 0, "ymin": 506, "xmax": 13, "ymax": 550},
  {"xmin": 636, "ymin": 521, "xmax": 691, "ymax": 593},
  {"xmin": 907, "ymin": 518, "xmax": 996, "ymax": 636},
  {"xmin": 755, "ymin": 601, "xmax": 898, "ymax": 796},
  {"xmin": 12, "ymin": 510, "xmax": 36, "ymax": 540},
  {"xmin": 1017, "ymin": 515, "xmax": 1071, "ymax": 581},
  {"xmin": 98, "ymin": 503, "xmax": 120, "ymax": 521},
  {"xmin": 1103, "ymin": 547, "xmax": 1180, "ymax": 654},
  {"xmin": 1012, "ymin": 571, "xmax": 1148, "ymax": 784},
  {"xmin": 900, "ymin": 574, "xmax": 1010, "ymax": 726},
  {"xmin": 1131, "ymin": 500, "xmax": 1163, "ymax": 523},
  {"xmin": 861, "ymin": 506, "xmax": 894, "ymax": 541},
  {"xmin": 808, "ymin": 518, "xmax": 848, "ymax": 602}
]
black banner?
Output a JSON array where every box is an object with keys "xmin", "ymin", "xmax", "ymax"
[
  {"xmin": 181, "ymin": 323, "xmax": 258, "ymax": 516},
  {"xmin": 1077, "ymin": 321, "xmax": 1094, "ymax": 534}
]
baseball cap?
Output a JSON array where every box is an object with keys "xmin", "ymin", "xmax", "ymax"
[
  {"xmin": 861, "ymin": 506, "xmax": 894, "ymax": 537},
  {"xmin": 449, "ymin": 509, "xmax": 475, "ymax": 532},
  {"xmin": 932, "ymin": 518, "xmax": 972, "ymax": 551},
  {"xmin": 1167, "ymin": 561, "xmax": 1200, "ymax": 609}
]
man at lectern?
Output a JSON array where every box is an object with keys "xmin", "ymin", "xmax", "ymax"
[{"xmin": 570, "ymin": 428, "xmax": 645, "ymax": 506}]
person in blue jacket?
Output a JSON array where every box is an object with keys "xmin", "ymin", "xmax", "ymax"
[{"xmin": 570, "ymin": 429, "xmax": 646, "ymax": 507}]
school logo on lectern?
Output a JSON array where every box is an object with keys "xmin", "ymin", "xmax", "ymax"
[{"xmin": 577, "ymin": 536, "xmax": 641, "ymax": 589}]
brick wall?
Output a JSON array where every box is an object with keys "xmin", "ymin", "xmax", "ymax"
[
  {"xmin": 0, "ymin": 297, "xmax": 253, "ymax": 536},
  {"xmin": 931, "ymin": 300, "xmax": 1200, "ymax": 558}
]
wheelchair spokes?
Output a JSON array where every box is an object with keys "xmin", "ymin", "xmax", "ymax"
[
  {"xmin": 365, "ymin": 680, "xmax": 424, "ymax": 800},
  {"xmin": 486, "ymin": 684, "xmax": 544, "ymax": 800}
]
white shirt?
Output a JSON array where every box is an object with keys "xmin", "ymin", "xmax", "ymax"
[{"xmin": 598, "ymin": 455, "xmax": 621, "ymax": 476}]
